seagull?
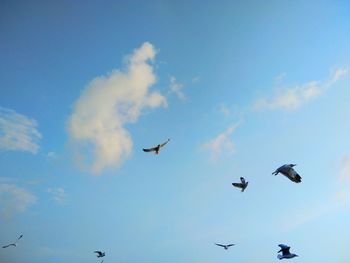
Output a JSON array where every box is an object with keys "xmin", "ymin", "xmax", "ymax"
[
  {"xmin": 232, "ymin": 177, "xmax": 249, "ymax": 192},
  {"xmin": 94, "ymin": 251, "xmax": 105, "ymax": 258},
  {"xmin": 143, "ymin": 139, "xmax": 170, "ymax": 154},
  {"xmin": 215, "ymin": 243, "xmax": 235, "ymax": 250},
  {"xmin": 2, "ymin": 234, "xmax": 23, "ymax": 248},
  {"xmin": 272, "ymin": 164, "xmax": 301, "ymax": 183},
  {"xmin": 277, "ymin": 244, "xmax": 298, "ymax": 260}
]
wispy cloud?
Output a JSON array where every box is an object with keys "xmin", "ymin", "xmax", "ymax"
[
  {"xmin": 169, "ymin": 76, "xmax": 185, "ymax": 100},
  {"xmin": 192, "ymin": 76, "xmax": 200, "ymax": 83},
  {"xmin": 283, "ymin": 155, "xmax": 350, "ymax": 230},
  {"xmin": 218, "ymin": 104, "xmax": 231, "ymax": 117},
  {"xmin": 0, "ymin": 183, "xmax": 37, "ymax": 220},
  {"xmin": 254, "ymin": 67, "xmax": 349, "ymax": 111},
  {"xmin": 274, "ymin": 72, "xmax": 287, "ymax": 82},
  {"xmin": 67, "ymin": 42, "xmax": 167, "ymax": 174},
  {"xmin": 201, "ymin": 123, "xmax": 240, "ymax": 161},
  {"xmin": 0, "ymin": 107, "xmax": 42, "ymax": 154},
  {"xmin": 47, "ymin": 187, "xmax": 67, "ymax": 205},
  {"xmin": 339, "ymin": 155, "xmax": 350, "ymax": 182}
]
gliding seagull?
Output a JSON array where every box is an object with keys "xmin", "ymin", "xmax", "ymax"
[
  {"xmin": 277, "ymin": 244, "xmax": 298, "ymax": 260},
  {"xmin": 215, "ymin": 243, "xmax": 235, "ymax": 250},
  {"xmin": 232, "ymin": 177, "xmax": 249, "ymax": 192},
  {"xmin": 143, "ymin": 139, "xmax": 170, "ymax": 154},
  {"xmin": 2, "ymin": 234, "xmax": 23, "ymax": 248},
  {"xmin": 272, "ymin": 164, "xmax": 302, "ymax": 183}
]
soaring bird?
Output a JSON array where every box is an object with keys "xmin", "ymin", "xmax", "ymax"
[
  {"xmin": 232, "ymin": 177, "xmax": 249, "ymax": 192},
  {"xmin": 277, "ymin": 244, "xmax": 298, "ymax": 260},
  {"xmin": 215, "ymin": 243, "xmax": 235, "ymax": 250},
  {"xmin": 272, "ymin": 164, "xmax": 301, "ymax": 183},
  {"xmin": 2, "ymin": 234, "xmax": 23, "ymax": 248},
  {"xmin": 94, "ymin": 251, "xmax": 105, "ymax": 258},
  {"xmin": 143, "ymin": 139, "xmax": 170, "ymax": 154}
]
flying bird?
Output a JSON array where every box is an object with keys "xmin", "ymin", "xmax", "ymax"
[
  {"xmin": 277, "ymin": 244, "xmax": 298, "ymax": 260},
  {"xmin": 94, "ymin": 251, "xmax": 105, "ymax": 258},
  {"xmin": 143, "ymin": 139, "xmax": 170, "ymax": 154},
  {"xmin": 232, "ymin": 177, "xmax": 249, "ymax": 192},
  {"xmin": 272, "ymin": 164, "xmax": 301, "ymax": 183},
  {"xmin": 2, "ymin": 234, "xmax": 23, "ymax": 248},
  {"xmin": 215, "ymin": 243, "xmax": 235, "ymax": 250}
]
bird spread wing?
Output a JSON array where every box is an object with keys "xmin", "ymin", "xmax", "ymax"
[
  {"xmin": 2, "ymin": 244, "xmax": 15, "ymax": 248},
  {"xmin": 160, "ymin": 139, "xmax": 170, "ymax": 148},
  {"xmin": 215, "ymin": 243, "xmax": 225, "ymax": 247},
  {"xmin": 240, "ymin": 177, "xmax": 246, "ymax": 184},
  {"xmin": 17, "ymin": 235, "xmax": 23, "ymax": 241},
  {"xmin": 143, "ymin": 147, "xmax": 156, "ymax": 152},
  {"xmin": 227, "ymin": 244, "xmax": 235, "ymax": 247},
  {"xmin": 232, "ymin": 183, "xmax": 243, "ymax": 188}
]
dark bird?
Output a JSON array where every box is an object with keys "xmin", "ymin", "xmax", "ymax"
[
  {"xmin": 2, "ymin": 234, "xmax": 23, "ymax": 248},
  {"xmin": 215, "ymin": 243, "xmax": 235, "ymax": 250},
  {"xmin": 232, "ymin": 177, "xmax": 249, "ymax": 192},
  {"xmin": 143, "ymin": 139, "xmax": 170, "ymax": 154},
  {"xmin": 94, "ymin": 251, "xmax": 105, "ymax": 258},
  {"xmin": 272, "ymin": 164, "xmax": 301, "ymax": 183},
  {"xmin": 277, "ymin": 244, "xmax": 298, "ymax": 260}
]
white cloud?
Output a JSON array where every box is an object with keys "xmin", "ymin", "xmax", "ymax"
[
  {"xmin": 67, "ymin": 42, "xmax": 167, "ymax": 174},
  {"xmin": 340, "ymin": 155, "xmax": 350, "ymax": 182},
  {"xmin": 47, "ymin": 151, "xmax": 58, "ymax": 160},
  {"xmin": 0, "ymin": 183, "xmax": 37, "ymax": 220},
  {"xmin": 169, "ymin": 76, "xmax": 185, "ymax": 100},
  {"xmin": 202, "ymin": 123, "xmax": 239, "ymax": 161},
  {"xmin": 192, "ymin": 76, "xmax": 200, "ymax": 83},
  {"xmin": 328, "ymin": 67, "xmax": 349, "ymax": 85},
  {"xmin": 0, "ymin": 107, "xmax": 41, "ymax": 154},
  {"xmin": 218, "ymin": 104, "xmax": 231, "ymax": 116},
  {"xmin": 254, "ymin": 67, "xmax": 349, "ymax": 111},
  {"xmin": 47, "ymin": 187, "xmax": 67, "ymax": 204},
  {"xmin": 274, "ymin": 72, "xmax": 287, "ymax": 81}
]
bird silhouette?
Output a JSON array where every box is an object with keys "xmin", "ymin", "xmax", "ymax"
[
  {"xmin": 272, "ymin": 164, "xmax": 301, "ymax": 183},
  {"xmin": 277, "ymin": 244, "xmax": 298, "ymax": 259},
  {"xmin": 2, "ymin": 234, "xmax": 23, "ymax": 248},
  {"xmin": 94, "ymin": 251, "xmax": 105, "ymax": 258},
  {"xmin": 232, "ymin": 177, "xmax": 249, "ymax": 192},
  {"xmin": 143, "ymin": 139, "xmax": 170, "ymax": 154},
  {"xmin": 215, "ymin": 243, "xmax": 235, "ymax": 250}
]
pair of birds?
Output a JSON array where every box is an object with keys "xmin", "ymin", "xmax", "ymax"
[
  {"xmin": 232, "ymin": 164, "xmax": 302, "ymax": 192},
  {"xmin": 2, "ymin": 235, "xmax": 23, "ymax": 249},
  {"xmin": 215, "ymin": 243, "xmax": 298, "ymax": 260},
  {"xmin": 215, "ymin": 243, "xmax": 297, "ymax": 260}
]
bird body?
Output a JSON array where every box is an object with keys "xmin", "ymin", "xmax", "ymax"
[
  {"xmin": 2, "ymin": 235, "xmax": 23, "ymax": 249},
  {"xmin": 143, "ymin": 139, "xmax": 170, "ymax": 154},
  {"xmin": 215, "ymin": 243, "xmax": 235, "ymax": 250},
  {"xmin": 277, "ymin": 244, "xmax": 298, "ymax": 260},
  {"xmin": 94, "ymin": 251, "xmax": 105, "ymax": 258},
  {"xmin": 232, "ymin": 177, "xmax": 249, "ymax": 192},
  {"xmin": 272, "ymin": 164, "xmax": 301, "ymax": 183}
]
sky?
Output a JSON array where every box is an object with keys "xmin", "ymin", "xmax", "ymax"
[{"xmin": 1, "ymin": 1, "xmax": 350, "ymax": 262}]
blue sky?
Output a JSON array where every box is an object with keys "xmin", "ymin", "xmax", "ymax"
[{"xmin": 1, "ymin": 1, "xmax": 350, "ymax": 262}]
